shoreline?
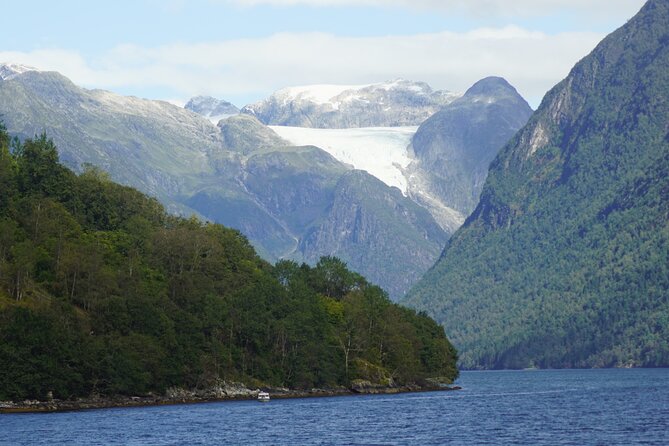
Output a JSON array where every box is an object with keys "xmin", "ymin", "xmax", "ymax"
[{"xmin": 0, "ymin": 382, "xmax": 462, "ymax": 414}]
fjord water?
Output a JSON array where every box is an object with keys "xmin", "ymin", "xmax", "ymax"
[{"xmin": 2, "ymin": 369, "xmax": 668, "ymax": 445}]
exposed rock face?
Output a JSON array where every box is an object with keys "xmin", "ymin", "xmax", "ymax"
[
  {"xmin": 185, "ymin": 95, "xmax": 240, "ymax": 123},
  {"xmin": 241, "ymin": 80, "xmax": 460, "ymax": 128},
  {"xmin": 0, "ymin": 63, "xmax": 39, "ymax": 80},
  {"xmin": 404, "ymin": 1, "xmax": 669, "ymax": 369}
]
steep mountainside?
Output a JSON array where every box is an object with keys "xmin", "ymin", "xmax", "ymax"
[
  {"xmin": 407, "ymin": 77, "xmax": 533, "ymax": 220},
  {"xmin": 0, "ymin": 67, "xmax": 448, "ymax": 298},
  {"xmin": 241, "ymin": 80, "xmax": 460, "ymax": 128},
  {"xmin": 404, "ymin": 0, "xmax": 669, "ymax": 369},
  {"xmin": 0, "ymin": 68, "xmax": 220, "ymax": 213}
]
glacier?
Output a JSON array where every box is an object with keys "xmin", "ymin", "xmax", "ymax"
[{"xmin": 269, "ymin": 125, "xmax": 418, "ymax": 193}]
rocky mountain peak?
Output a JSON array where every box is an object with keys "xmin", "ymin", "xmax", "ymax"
[
  {"xmin": 0, "ymin": 62, "xmax": 39, "ymax": 81},
  {"xmin": 407, "ymin": 76, "xmax": 533, "ymax": 219},
  {"xmin": 463, "ymin": 76, "xmax": 520, "ymax": 100},
  {"xmin": 185, "ymin": 95, "xmax": 240, "ymax": 123}
]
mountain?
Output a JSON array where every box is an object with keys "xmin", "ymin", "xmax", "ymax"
[
  {"xmin": 0, "ymin": 66, "xmax": 448, "ymax": 299},
  {"xmin": 241, "ymin": 79, "xmax": 460, "ymax": 128},
  {"xmin": 404, "ymin": 0, "xmax": 669, "ymax": 369},
  {"xmin": 184, "ymin": 95, "xmax": 240, "ymax": 123},
  {"xmin": 0, "ymin": 67, "xmax": 297, "ymax": 261},
  {"xmin": 218, "ymin": 113, "xmax": 288, "ymax": 155},
  {"xmin": 185, "ymin": 115, "xmax": 449, "ymax": 297},
  {"xmin": 187, "ymin": 137, "xmax": 350, "ymax": 260},
  {"xmin": 406, "ymin": 77, "xmax": 533, "ymax": 222},
  {"xmin": 0, "ymin": 68, "xmax": 275, "ymax": 255},
  {"xmin": 298, "ymin": 170, "xmax": 448, "ymax": 297},
  {"xmin": 258, "ymin": 78, "xmax": 532, "ymax": 234},
  {"xmin": 213, "ymin": 138, "xmax": 447, "ymax": 297},
  {"xmin": 0, "ymin": 67, "xmax": 221, "ymax": 214}
]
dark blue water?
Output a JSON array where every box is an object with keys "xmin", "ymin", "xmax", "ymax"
[{"xmin": 2, "ymin": 369, "xmax": 668, "ymax": 445}]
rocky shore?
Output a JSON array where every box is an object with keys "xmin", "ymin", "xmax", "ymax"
[{"xmin": 0, "ymin": 380, "xmax": 462, "ymax": 414}]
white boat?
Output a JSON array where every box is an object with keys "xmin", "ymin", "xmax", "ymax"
[{"xmin": 258, "ymin": 391, "xmax": 270, "ymax": 402}]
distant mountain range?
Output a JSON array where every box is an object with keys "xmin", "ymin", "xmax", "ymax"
[
  {"xmin": 196, "ymin": 77, "xmax": 532, "ymax": 234},
  {"xmin": 0, "ymin": 64, "xmax": 530, "ymax": 298},
  {"xmin": 240, "ymin": 80, "xmax": 461, "ymax": 128},
  {"xmin": 403, "ymin": 0, "xmax": 669, "ymax": 369}
]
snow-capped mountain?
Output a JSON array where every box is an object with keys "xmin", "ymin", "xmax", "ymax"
[
  {"xmin": 186, "ymin": 77, "xmax": 532, "ymax": 234},
  {"xmin": 184, "ymin": 95, "xmax": 240, "ymax": 124},
  {"xmin": 241, "ymin": 79, "xmax": 461, "ymax": 128},
  {"xmin": 0, "ymin": 63, "xmax": 39, "ymax": 81}
]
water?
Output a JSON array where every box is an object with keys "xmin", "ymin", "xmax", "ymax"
[{"xmin": 2, "ymin": 369, "xmax": 668, "ymax": 445}]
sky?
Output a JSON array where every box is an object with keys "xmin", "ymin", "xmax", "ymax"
[{"xmin": 0, "ymin": 0, "xmax": 646, "ymax": 109}]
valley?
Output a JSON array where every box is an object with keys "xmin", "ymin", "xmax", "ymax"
[{"xmin": 0, "ymin": 67, "xmax": 530, "ymax": 298}]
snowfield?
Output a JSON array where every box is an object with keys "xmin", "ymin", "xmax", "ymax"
[
  {"xmin": 270, "ymin": 125, "xmax": 418, "ymax": 193},
  {"xmin": 276, "ymin": 84, "xmax": 369, "ymax": 105}
]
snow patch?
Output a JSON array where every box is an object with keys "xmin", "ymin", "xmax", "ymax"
[
  {"xmin": 270, "ymin": 125, "xmax": 418, "ymax": 193},
  {"xmin": 0, "ymin": 63, "xmax": 39, "ymax": 80}
]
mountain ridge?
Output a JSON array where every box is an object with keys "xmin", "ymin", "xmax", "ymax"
[{"xmin": 241, "ymin": 79, "xmax": 461, "ymax": 128}]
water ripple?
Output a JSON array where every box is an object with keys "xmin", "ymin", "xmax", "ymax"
[{"xmin": 2, "ymin": 369, "xmax": 668, "ymax": 446}]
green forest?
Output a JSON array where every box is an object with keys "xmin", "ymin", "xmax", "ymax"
[{"xmin": 0, "ymin": 123, "xmax": 458, "ymax": 401}]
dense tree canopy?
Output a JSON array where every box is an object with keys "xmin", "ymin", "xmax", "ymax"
[{"xmin": 0, "ymin": 126, "xmax": 457, "ymax": 401}]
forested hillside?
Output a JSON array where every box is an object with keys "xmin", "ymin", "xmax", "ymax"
[
  {"xmin": 0, "ymin": 124, "xmax": 457, "ymax": 401},
  {"xmin": 404, "ymin": 0, "xmax": 669, "ymax": 369}
]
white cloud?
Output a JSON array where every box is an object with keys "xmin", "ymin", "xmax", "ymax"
[
  {"xmin": 227, "ymin": 0, "xmax": 644, "ymax": 19},
  {"xmin": 1, "ymin": 26, "xmax": 606, "ymax": 108}
]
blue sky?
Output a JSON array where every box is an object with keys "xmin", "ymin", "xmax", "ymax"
[{"xmin": 1, "ymin": 0, "xmax": 646, "ymax": 108}]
